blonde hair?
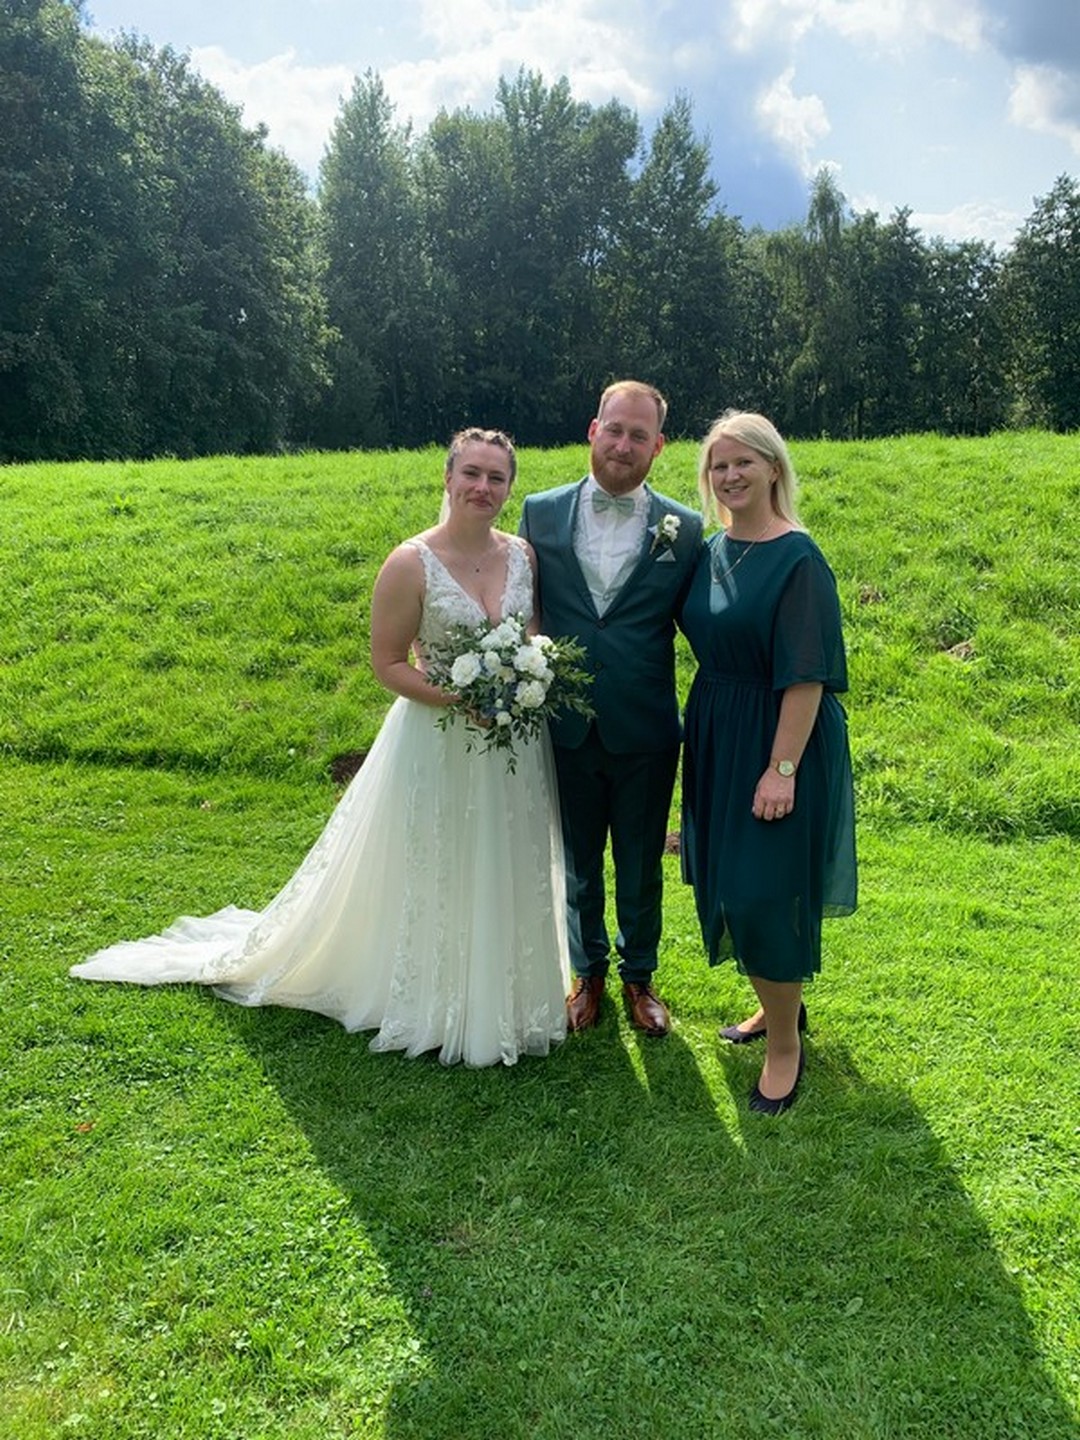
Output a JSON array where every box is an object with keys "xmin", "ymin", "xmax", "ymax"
[
  {"xmin": 697, "ymin": 410, "xmax": 803, "ymax": 530},
  {"xmin": 596, "ymin": 380, "xmax": 668, "ymax": 432}
]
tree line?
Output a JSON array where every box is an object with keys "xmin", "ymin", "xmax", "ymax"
[{"xmin": 4, "ymin": 0, "xmax": 1080, "ymax": 463}]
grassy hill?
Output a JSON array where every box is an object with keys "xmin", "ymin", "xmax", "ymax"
[
  {"xmin": 3, "ymin": 433, "xmax": 1076, "ymax": 834},
  {"xmin": 1, "ymin": 435, "xmax": 1077, "ymax": 1439}
]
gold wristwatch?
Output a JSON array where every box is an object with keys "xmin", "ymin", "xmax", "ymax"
[{"xmin": 772, "ymin": 758, "xmax": 796, "ymax": 777}]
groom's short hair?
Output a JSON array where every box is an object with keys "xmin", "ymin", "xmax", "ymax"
[{"xmin": 597, "ymin": 380, "xmax": 668, "ymax": 433}]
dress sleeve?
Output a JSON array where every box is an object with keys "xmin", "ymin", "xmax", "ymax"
[{"xmin": 772, "ymin": 546, "xmax": 848, "ymax": 693}]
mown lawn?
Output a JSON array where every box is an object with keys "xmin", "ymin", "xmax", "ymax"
[{"xmin": 1, "ymin": 435, "xmax": 1077, "ymax": 1438}]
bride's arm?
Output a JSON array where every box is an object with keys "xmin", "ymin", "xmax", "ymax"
[{"xmin": 370, "ymin": 544, "xmax": 455, "ymax": 707}]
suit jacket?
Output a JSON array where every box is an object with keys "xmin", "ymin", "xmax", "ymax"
[{"xmin": 520, "ymin": 479, "xmax": 703, "ymax": 753}]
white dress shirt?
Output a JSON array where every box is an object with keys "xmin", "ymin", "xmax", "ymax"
[{"xmin": 574, "ymin": 476, "xmax": 648, "ymax": 615}]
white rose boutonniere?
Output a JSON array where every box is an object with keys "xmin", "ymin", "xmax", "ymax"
[{"xmin": 649, "ymin": 513, "xmax": 681, "ymax": 555}]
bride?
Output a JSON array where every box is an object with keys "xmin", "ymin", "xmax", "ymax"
[{"xmin": 72, "ymin": 428, "xmax": 570, "ymax": 1067}]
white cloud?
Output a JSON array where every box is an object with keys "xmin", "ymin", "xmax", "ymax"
[
  {"xmin": 191, "ymin": 46, "xmax": 354, "ymax": 174},
  {"xmin": 190, "ymin": 1, "xmax": 664, "ymax": 179},
  {"xmin": 388, "ymin": 0, "xmax": 659, "ymax": 121},
  {"xmin": 847, "ymin": 185, "xmax": 1023, "ymax": 247},
  {"xmin": 756, "ymin": 66, "xmax": 830, "ymax": 173},
  {"xmin": 1007, "ymin": 62, "xmax": 1080, "ymax": 155},
  {"xmin": 733, "ymin": 0, "xmax": 984, "ymax": 52},
  {"xmin": 908, "ymin": 200, "xmax": 1024, "ymax": 247}
]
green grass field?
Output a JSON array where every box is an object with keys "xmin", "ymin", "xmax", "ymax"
[{"xmin": 1, "ymin": 435, "xmax": 1078, "ymax": 1438}]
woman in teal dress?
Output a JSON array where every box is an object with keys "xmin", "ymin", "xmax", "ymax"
[{"xmin": 680, "ymin": 411, "xmax": 856, "ymax": 1114}]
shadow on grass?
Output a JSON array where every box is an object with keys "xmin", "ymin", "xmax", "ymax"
[{"xmin": 219, "ymin": 999, "xmax": 1080, "ymax": 1440}]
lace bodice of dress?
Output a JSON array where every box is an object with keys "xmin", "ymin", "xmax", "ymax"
[{"xmin": 410, "ymin": 537, "xmax": 535, "ymax": 650}]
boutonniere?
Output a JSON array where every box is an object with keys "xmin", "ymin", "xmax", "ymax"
[{"xmin": 649, "ymin": 513, "xmax": 680, "ymax": 555}]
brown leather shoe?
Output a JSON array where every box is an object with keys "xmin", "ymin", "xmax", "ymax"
[
  {"xmin": 623, "ymin": 982, "xmax": 670, "ymax": 1037},
  {"xmin": 566, "ymin": 975, "xmax": 605, "ymax": 1031}
]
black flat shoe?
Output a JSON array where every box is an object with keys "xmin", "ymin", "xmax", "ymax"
[
  {"xmin": 720, "ymin": 1002, "xmax": 807, "ymax": 1045},
  {"xmin": 748, "ymin": 1046, "xmax": 805, "ymax": 1116}
]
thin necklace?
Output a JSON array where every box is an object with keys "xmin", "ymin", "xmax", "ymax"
[
  {"xmin": 445, "ymin": 535, "xmax": 497, "ymax": 573},
  {"xmin": 710, "ymin": 517, "xmax": 775, "ymax": 587}
]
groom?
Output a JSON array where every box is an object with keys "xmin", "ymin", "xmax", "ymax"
[{"xmin": 520, "ymin": 380, "xmax": 703, "ymax": 1037}]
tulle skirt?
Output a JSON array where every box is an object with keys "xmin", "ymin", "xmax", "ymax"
[{"xmin": 72, "ymin": 699, "xmax": 570, "ymax": 1067}]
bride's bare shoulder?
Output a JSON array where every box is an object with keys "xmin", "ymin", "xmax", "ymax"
[{"xmin": 374, "ymin": 538, "xmax": 426, "ymax": 595}]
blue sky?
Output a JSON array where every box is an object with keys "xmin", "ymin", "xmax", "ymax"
[{"xmin": 82, "ymin": 0, "xmax": 1080, "ymax": 248}]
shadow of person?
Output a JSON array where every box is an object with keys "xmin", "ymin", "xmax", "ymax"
[{"xmin": 216, "ymin": 999, "xmax": 1080, "ymax": 1440}]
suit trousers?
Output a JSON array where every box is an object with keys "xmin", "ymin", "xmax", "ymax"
[{"xmin": 553, "ymin": 724, "xmax": 680, "ymax": 983}]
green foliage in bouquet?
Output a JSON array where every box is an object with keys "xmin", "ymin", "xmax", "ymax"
[{"xmin": 424, "ymin": 614, "xmax": 594, "ymax": 770}]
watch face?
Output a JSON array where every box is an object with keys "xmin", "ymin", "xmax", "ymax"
[{"xmin": 777, "ymin": 760, "xmax": 796, "ymax": 777}]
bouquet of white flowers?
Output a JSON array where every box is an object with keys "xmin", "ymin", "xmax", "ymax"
[{"xmin": 425, "ymin": 613, "xmax": 594, "ymax": 770}]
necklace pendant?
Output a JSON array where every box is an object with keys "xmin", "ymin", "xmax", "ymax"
[{"xmin": 710, "ymin": 518, "xmax": 773, "ymax": 588}]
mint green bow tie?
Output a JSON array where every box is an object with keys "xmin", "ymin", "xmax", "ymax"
[{"xmin": 592, "ymin": 490, "xmax": 636, "ymax": 516}]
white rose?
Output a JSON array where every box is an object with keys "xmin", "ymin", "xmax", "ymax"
[
  {"xmin": 450, "ymin": 652, "xmax": 483, "ymax": 686},
  {"xmin": 482, "ymin": 619, "xmax": 522, "ymax": 650},
  {"xmin": 495, "ymin": 710, "xmax": 513, "ymax": 727},
  {"xmin": 514, "ymin": 644, "xmax": 548, "ymax": 676},
  {"xmin": 515, "ymin": 679, "xmax": 547, "ymax": 709}
]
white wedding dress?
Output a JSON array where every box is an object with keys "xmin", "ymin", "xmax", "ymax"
[{"xmin": 71, "ymin": 537, "xmax": 570, "ymax": 1067}]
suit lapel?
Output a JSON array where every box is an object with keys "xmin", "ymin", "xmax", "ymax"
[{"xmin": 559, "ymin": 479, "xmax": 600, "ymax": 614}]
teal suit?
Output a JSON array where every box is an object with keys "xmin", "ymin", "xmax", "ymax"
[{"xmin": 520, "ymin": 480, "xmax": 704, "ymax": 980}]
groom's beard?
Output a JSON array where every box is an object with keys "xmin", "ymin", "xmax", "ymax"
[{"xmin": 590, "ymin": 447, "xmax": 654, "ymax": 495}]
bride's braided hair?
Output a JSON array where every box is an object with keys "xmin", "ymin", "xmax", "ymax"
[{"xmin": 446, "ymin": 426, "xmax": 517, "ymax": 481}]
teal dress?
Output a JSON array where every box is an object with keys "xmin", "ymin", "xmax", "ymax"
[{"xmin": 680, "ymin": 530, "xmax": 857, "ymax": 982}]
